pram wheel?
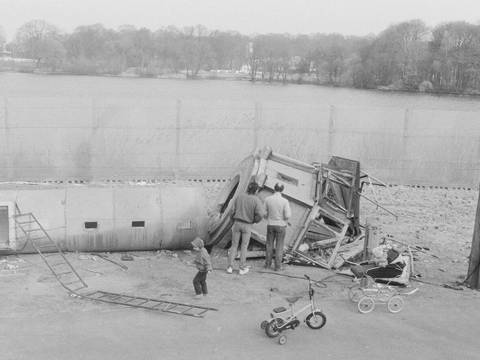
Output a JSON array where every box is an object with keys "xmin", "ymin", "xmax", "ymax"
[
  {"xmin": 358, "ymin": 296, "xmax": 375, "ymax": 313},
  {"xmin": 348, "ymin": 286, "xmax": 363, "ymax": 302},
  {"xmin": 305, "ymin": 311, "xmax": 327, "ymax": 329},
  {"xmin": 387, "ymin": 295, "xmax": 404, "ymax": 313},
  {"xmin": 278, "ymin": 335, "xmax": 287, "ymax": 345},
  {"xmin": 265, "ymin": 318, "xmax": 283, "ymax": 338},
  {"xmin": 260, "ymin": 320, "xmax": 268, "ymax": 330}
]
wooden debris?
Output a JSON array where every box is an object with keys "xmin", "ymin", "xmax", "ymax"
[
  {"xmin": 331, "ymin": 236, "xmax": 365, "ymax": 269},
  {"xmin": 92, "ymin": 253, "xmax": 128, "ymax": 270}
]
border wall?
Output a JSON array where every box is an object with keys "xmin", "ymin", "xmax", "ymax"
[{"xmin": 1, "ymin": 97, "xmax": 479, "ymax": 186}]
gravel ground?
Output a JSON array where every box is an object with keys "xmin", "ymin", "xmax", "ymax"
[{"xmin": 1, "ymin": 182, "xmax": 479, "ymax": 360}]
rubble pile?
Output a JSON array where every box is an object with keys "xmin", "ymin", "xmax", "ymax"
[
  {"xmin": 208, "ymin": 148, "xmax": 389, "ymax": 270},
  {"xmin": 284, "ymin": 156, "xmax": 364, "ymax": 269},
  {"xmin": 0, "ymin": 256, "xmax": 26, "ymax": 275}
]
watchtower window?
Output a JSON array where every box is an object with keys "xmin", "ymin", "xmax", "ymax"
[
  {"xmin": 276, "ymin": 172, "xmax": 298, "ymax": 186},
  {"xmin": 132, "ymin": 221, "xmax": 145, "ymax": 228},
  {"xmin": 84, "ymin": 221, "xmax": 98, "ymax": 229},
  {"xmin": 0, "ymin": 206, "xmax": 9, "ymax": 247}
]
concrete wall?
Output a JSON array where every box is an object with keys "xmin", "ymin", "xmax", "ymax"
[
  {"xmin": 0, "ymin": 184, "xmax": 209, "ymax": 252},
  {"xmin": 1, "ymin": 97, "xmax": 479, "ymax": 186}
]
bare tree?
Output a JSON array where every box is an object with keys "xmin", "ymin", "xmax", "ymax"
[
  {"xmin": 13, "ymin": 19, "xmax": 64, "ymax": 68},
  {"xmin": 154, "ymin": 26, "xmax": 183, "ymax": 73},
  {"xmin": 0, "ymin": 25, "xmax": 6, "ymax": 48},
  {"xmin": 115, "ymin": 26, "xmax": 155, "ymax": 75},
  {"xmin": 64, "ymin": 24, "xmax": 119, "ymax": 74},
  {"xmin": 209, "ymin": 30, "xmax": 248, "ymax": 71},
  {"xmin": 181, "ymin": 25, "xmax": 213, "ymax": 78},
  {"xmin": 430, "ymin": 21, "xmax": 480, "ymax": 91},
  {"xmin": 367, "ymin": 20, "xmax": 429, "ymax": 88}
]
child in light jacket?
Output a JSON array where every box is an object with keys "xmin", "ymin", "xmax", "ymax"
[{"xmin": 191, "ymin": 237, "xmax": 213, "ymax": 298}]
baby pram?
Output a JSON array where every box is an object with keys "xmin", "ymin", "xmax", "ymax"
[{"xmin": 348, "ymin": 248, "xmax": 418, "ymax": 313}]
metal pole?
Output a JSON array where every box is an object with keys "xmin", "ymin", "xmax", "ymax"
[
  {"xmin": 327, "ymin": 105, "xmax": 335, "ymax": 158},
  {"xmin": 4, "ymin": 97, "xmax": 12, "ymax": 181},
  {"xmin": 254, "ymin": 102, "xmax": 261, "ymax": 150},
  {"xmin": 175, "ymin": 99, "xmax": 182, "ymax": 177},
  {"xmin": 363, "ymin": 224, "xmax": 370, "ymax": 261},
  {"xmin": 466, "ymin": 183, "xmax": 480, "ymax": 289}
]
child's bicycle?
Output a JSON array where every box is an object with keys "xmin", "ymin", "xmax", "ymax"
[
  {"xmin": 260, "ymin": 274, "xmax": 326, "ymax": 345},
  {"xmin": 348, "ymin": 275, "xmax": 418, "ymax": 314}
]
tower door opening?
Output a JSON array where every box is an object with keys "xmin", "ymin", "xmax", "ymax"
[{"xmin": 0, "ymin": 206, "xmax": 9, "ymax": 248}]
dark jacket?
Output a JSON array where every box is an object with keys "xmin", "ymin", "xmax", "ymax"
[
  {"xmin": 366, "ymin": 255, "xmax": 405, "ymax": 279},
  {"xmin": 191, "ymin": 237, "xmax": 212, "ymax": 272},
  {"xmin": 232, "ymin": 193, "xmax": 264, "ymax": 224}
]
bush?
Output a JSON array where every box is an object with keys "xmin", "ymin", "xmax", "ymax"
[{"xmin": 63, "ymin": 58, "xmax": 98, "ymax": 75}]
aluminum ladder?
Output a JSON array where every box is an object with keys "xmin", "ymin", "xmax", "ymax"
[
  {"xmin": 14, "ymin": 212, "xmax": 218, "ymax": 317},
  {"xmin": 84, "ymin": 290, "xmax": 217, "ymax": 317},
  {"xmin": 14, "ymin": 212, "xmax": 88, "ymax": 293}
]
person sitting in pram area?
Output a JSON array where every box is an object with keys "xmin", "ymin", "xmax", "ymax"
[{"xmin": 351, "ymin": 247, "xmax": 406, "ymax": 281}]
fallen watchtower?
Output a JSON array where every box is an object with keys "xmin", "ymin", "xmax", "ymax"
[{"xmin": 207, "ymin": 147, "xmax": 370, "ymax": 269}]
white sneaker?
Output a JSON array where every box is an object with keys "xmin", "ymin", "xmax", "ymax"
[
  {"xmin": 239, "ymin": 267, "xmax": 249, "ymax": 275},
  {"xmin": 226, "ymin": 266, "xmax": 233, "ymax": 274}
]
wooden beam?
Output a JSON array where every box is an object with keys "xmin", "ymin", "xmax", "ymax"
[{"xmin": 467, "ymin": 184, "xmax": 480, "ymax": 289}]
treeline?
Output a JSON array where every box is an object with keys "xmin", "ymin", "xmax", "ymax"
[{"xmin": 3, "ymin": 19, "xmax": 480, "ymax": 94}]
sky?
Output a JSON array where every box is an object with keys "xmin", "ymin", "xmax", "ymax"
[{"xmin": 1, "ymin": 0, "xmax": 480, "ymax": 40}]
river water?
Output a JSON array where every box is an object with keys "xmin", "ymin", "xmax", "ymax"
[
  {"xmin": 1, "ymin": 72, "xmax": 479, "ymax": 186},
  {"xmin": 1, "ymin": 72, "xmax": 480, "ymax": 111}
]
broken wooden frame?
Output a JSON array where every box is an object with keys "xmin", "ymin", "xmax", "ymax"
[
  {"xmin": 285, "ymin": 157, "xmax": 397, "ymax": 270},
  {"xmin": 285, "ymin": 157, "xmax": 362, "ymax": 269}
]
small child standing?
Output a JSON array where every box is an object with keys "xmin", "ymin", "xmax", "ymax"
[{"xmin": 191, "ymin": 237, "xmax": 213, "ymax": 298}]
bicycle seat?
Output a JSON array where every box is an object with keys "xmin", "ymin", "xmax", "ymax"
[
  {"xmin": 285, "ymin": 295, "xmax": 302, "ymax": 304},
  {"xmin": 273, "ymin": 306, "xmax": 287, "ymax": 313}
]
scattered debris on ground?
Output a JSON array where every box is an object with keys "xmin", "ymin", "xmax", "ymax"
[
  {"xmin": 121, "ymin": 253, "xmax": 134, "ymax": 261},
  {"xmin": 0, "ymin": 256, "xmax": 27, "ymax": 275},
  {"xmin": 91, "ymin": 253, "xmax": 128, "ymax": 270}
]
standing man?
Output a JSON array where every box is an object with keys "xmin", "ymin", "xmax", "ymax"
[
  {"xmin": 264, "ymin": 183, "xmax": 291, "ymax": 271},
  {"xmin": 227, "ymin": 182, "xmax": 264, "ymax": 275}
]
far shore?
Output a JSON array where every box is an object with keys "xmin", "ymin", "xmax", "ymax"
[{"xmin": 2, "ymin": 68, "xmax": 480, "ymax": 98}]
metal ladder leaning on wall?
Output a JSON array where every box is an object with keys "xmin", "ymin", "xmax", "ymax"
[
  {"xmin": 14, "ymin": 212, "xmax": 217, "ymax": 318},
  {"xmin": 14, "ymin": 212, "xmax": 88, "ymax": 293}
]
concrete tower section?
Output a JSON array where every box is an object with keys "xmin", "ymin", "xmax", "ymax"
[
  {"xmin": 0, "ymin": 182, "xmax": 209, "ymax": 253},
  {"xmin": 207, "ymin": 147, "xmax": 319, "ymax": 249}
]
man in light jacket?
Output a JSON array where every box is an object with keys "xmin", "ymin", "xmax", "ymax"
[{"xmin": 264, "ymin": 183, "xmax": 291, "ymax": 271}]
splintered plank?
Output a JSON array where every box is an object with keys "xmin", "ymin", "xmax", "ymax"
[{"xmin": 331, "ymin": 236, "xmax": 365, "ymax": 269}]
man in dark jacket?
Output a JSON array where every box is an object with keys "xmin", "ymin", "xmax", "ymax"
[{"xmin": 226, "ymin": 182, "xmax": 264, "ymax": 275}]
